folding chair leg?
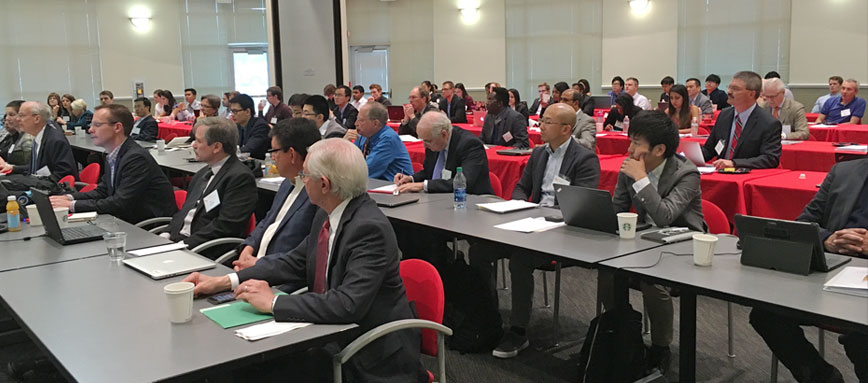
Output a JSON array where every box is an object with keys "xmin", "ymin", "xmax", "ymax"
[
  {"xmin": 552, "ymin": 263, "xmax": 562, "ymax": 346},
  {"xmin": 643, "ymin": 307, "xmax": 650, "ymax": 335},
  {"xmin": 728, "ymin": 302, "xmax": 735, "ymax": 358},
  {"xmin": 770, "ymin": 354, "xmax": 778, "ymax": 382},
  {"xmin": 498, "ymin": 259, "xmax": 508, "ymax": 290},
  {"xmin": 542, "ymin": 271, "xmax": 550, "ymax": 308}
]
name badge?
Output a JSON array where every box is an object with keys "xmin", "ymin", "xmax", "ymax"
[
  {"xmin": 553, "ymin": 175, "xmax": 570, "ymax": 186},
  {"xmin": 782, "ymin": 124, "xmax": 792, "ymax": 135},
  {"xmin": 203, "ymin": 190, "xmax": 221, "ymax": 212},
  {"xmin": 714, "ymin": 140, "xmax": 725, "ymax": 156},
  {"xmin": 36, "ymin": 166, "xmax": 51, "ymax": 177},
  {"xmin": 502, "ymin": 131, "xmax": 514, "ymax": 143},
  {"xmin": 62, "ymin": 116, "xmax": 70, "ymax": 122},
  {"xmin": 131, "ymin": 126, "xmax": 141, "ymax": 135},
  {"xmin": 441, "ymin": 169, "xmax": 452, "ymax": 180},
  {"xmin": 270, "ymin": 117, "xmax": 277, "ymax": 124},
  {"xmin": 841, "ymin": 108, "xmax": 851, "ymax": 117},
  {"xmin": 7, "ymin": 144, "xmax": 14, "ymax": 154}
]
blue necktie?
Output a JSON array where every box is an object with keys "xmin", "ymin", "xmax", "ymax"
[
  {"xmin": 30, "ymin": 141, "xmax": 38, "ymax": 174},
  {"xmin": 432, "ymin": 150, "xmax": 446, "ymax": 180}
]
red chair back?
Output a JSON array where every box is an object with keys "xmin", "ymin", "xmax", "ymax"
[
  {"xmin": 489, "ymin": 172, "xmax": 503, "ymax": 198},
  {"xmin": 79, "ymin": 184, "xmax": 97, "ymax": 193},
  {"xmin": 246, "ymin": 214, "xmax": 257, "ymax": 235},
  {"xmin": 58, "ymin": 175, "xmax": 75, "ymax": 189},
  {"xmin": 697, "ymin": 127, "xmax": 710, "ymax": 135},
  {"xmin": 173, "ymin": 190, "xmax": 187, "ymax": 210},
  {"xmin": 702, "ymin": 199, "xmax": 730, "ymax": 234},
  {"xmin": 164, "ymin": 132, "xmax": 178, "ymax": 142},
  {"xmin": 411, "ymin": 162, "xmax": 423, "ymax": 173},
  {"xmin": 399, "ymin": 259, "xmax": 444, "ymax": 357},
  {"xmin": 79, "ymin": 163, "xmax": 100, "ymax": 184}
]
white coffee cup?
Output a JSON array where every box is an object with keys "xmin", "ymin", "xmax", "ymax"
[
  {"xmin": 164, "ymin": 281, "xmax": 195, "ymax": 323},
  {"xmin": 26, "ymin": 205, "xmax": 41, "ymax": 226},
  {"xmin": 53, "ymin": 207, "xmax": 69, "ymax": 228},
  {"xmin": 156, "ymin": 139, "xmax": 166, "ymax": 152},
  {"xmin": 692, "ymin": 233, "xmax": 718, "ymax": 266},
  {"xmin": 74, "ymin": 127, "xmax": 83, "ymax": 136},
  {"xmin": 617, "ymin": 212, "xmax": 639, "ymax": 239}
]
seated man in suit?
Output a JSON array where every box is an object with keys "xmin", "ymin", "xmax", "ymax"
[
  {"xmin": 815, "ymin": 78, "xmax": 865, "ymax": 125},
  {"xmin": 349, "ymin": 102, "xmax": 413, "ymax": 181},
  {"xmin": 687, "ymin": 78, "xmax": 714, "ymax": 115},
  {"xmin": 332, "ymin": 85, "xmax": 358, "ymax": 129},
  {"xmin": 230, "ymin": 94, "xmax": 270, "ymax": 160},
  {"xmin": 561, "ymin": 89, "xmax": 596, "ymax": 150},
  {"xmin": 130, "ymin": 97, "xmax": 159, "ymax": 142},
  {"xmin": 473, "ymin": 103, "xmax": 601, "ymax": 359},
  {"xmin": 183, "ymin": 138, "xmax": 425, "ymax": 382},
  {"xmin": 231, "ymin": 117, "xmax": 321, "ymax": 272},
  {"xmin": 759, "ymin": 78, "xmax": 809, "ymax": 140},
  {"xmin": 1, "ymin": 101, "xmax": 77, "ymax": 180},
  {"xmin": 481, "ymin": 87, "xmax": 529, "ymax": 148},
  {"xmin": 602, "ymin": 110, "xmax": 705, "ymax": 373},
  {"xmin": 395, "ymin": 111, "xmax": 493, "ymax": 195},
  {"xmin": 164, "ymin": 117, "xmax": 257, "ymax": 258},
  {"xmin": 49, "ymin": 104, "xmax": 177, "ymax": 224},
  {"xmin": 529, "ymin": 82, "xmax": 551, "ymax": 116},
  {"xmin": 701, "ymin": 71, "xmax": 782, "ymax": 169},
  {"xmin": 303, "ymin": 95, "xmax": 347, "ymax": 139},
  {"xmin": 438, "ymin": 81, "xmax": 467, "ymax": 123},
  {"xmin": 397, "ymin": 87, "xmax": 438, "ymax": 137},
  {"xmin": 0, "ymin": 100, "xmax": 33, "ymax": 167},
  {"xmin": 750, "ymin": 159, "xmax": 868, "ymax": 383}
]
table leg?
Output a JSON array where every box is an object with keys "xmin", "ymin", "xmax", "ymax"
[{"xmin": 679, "ymin": 291, "xmax": 697, "ymax": 382}]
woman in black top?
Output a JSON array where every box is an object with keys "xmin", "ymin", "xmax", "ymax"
[
  {"xmin": 604, "ymin": 93, "xmax": 640, "ymax": 131},
  {"xmin": 47, "ymin": 92, "xmax": 67, "ymax": 120},
  {"xmin": 55, "ymin": 94, "xmax": 75, "ymax": 125},
  {"xmin": 158, "ymin": 90, "xmax": 177, "ymax": 118},
  {"xmin": 577, "ymin": 79, "xmax": 595, "ymax": 116},
  {"xmin": 455, "ymin": 83, "xmax": 474, "ymax": 111},
  {"xmin": 508, "ymin": 88, "xmax": 530, "ymax": 120}
]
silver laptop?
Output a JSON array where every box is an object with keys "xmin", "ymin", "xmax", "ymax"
[
  {"xmin": 677, "ymin": 140, "xmax": 707, "ymax": 167},
  {"xmin": 123, "ymin": 250, "xmax": 215, "ymax": 280}
]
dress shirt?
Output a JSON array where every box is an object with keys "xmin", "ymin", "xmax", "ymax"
[
  {"xmin": 255, "ymin": 177, "xmax": 303, "ymax": 259},
  {"xmin": 632, "ymin": 93, "xmax": 651, "ymax": 110},
  {"xmin": 631, "ymin": 158, "xmax": 668, "ymax": 226},
  {"xmin": 725, "ymin": 103, "xmax": 757, "ymax": 160},
  {"xmin": 176, "ymin": 100, "xmax": 201, "ymax": 122},
  {"xmin": 350, "ymin": 97, "xmax": 367, "ymax": 110},
  {"xmin": 812, "ymin": 93, "xmax": 836, "ymax": 113},
  {"xmin": 539, "ymin": 138, "xmax": 572, "ymax": 207},
  {"xmin": 180, "ymin": 155, "xmax": 228, "ymax": 237},
  {"xmin": 608, "ymin": 90, "xmax": 624, "ymax": 106},
  {"xmin": 318, "ymin": 121, "xmax": 328, "ymax": 137},
  {"xmin": 32, "ymin": 127, "xmax": 45, "ymax": 159}
]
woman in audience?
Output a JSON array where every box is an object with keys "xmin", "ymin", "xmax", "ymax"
[
  {"xmin": 152, "ymin": 89, "xmax": 165, "ymax": 117},
  {"xmin": 604, "ymin": 92, "xmax": 640, "ymax": 131},
  {"xmin": 54, "ymin": 94, "xmax": 76, "ymax": 126},
  {"xmin": 157, "ymin": 90, "xmax": 177, "ymax": 118},
  {"xmin": 665, "ymin": 84, "xmax": 701, "ymax": 134},
  {"xmin": 0, "ymin": 100, "xmax": 33, "ymax": 167},
  {"xmin": 455, "ymin": 83, "xmax": 474, "ymax": 111},
  {"xmin": 62, "ymin": 99, "xmax": 93, "ymax": 131},
  {"xmin": 508, "ymin": 88, "xmax": 530, "ymax": 120},
  {"xmin": 47, "ymin": 92, "xmax": 66, "ymax": 120},
  {"xmin": 578, "ymin": 78, "xmax": 595, "ymax": 116}
]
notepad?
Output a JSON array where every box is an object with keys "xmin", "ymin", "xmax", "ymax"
[
  {"xmin": 823, "ymin": 267, "xmax": 868, "ymax": 297},
  {"xmin": 368, "ymin": 184, "xmax": 398, "ymax": 194},
  {"xmin": 476, "ymin": 200, "xmax": 538, "ymax": 214},
  {"xmin": 810, "ymin": 124, "xmax": 836, "ymax": 128},
  {"xmin": 697, "ymin": 166, "xmax": 717, "ymax": 174},
  {"xmin": 235, "ymin": 320, "xmax": 311, "ymax": 341},
  {"xmin": 399, "ymin": 135, "xmax": 421, "ymax": 142},
  {"xmin": 494, "ymin": 217, "xmax": 565, "ymax": 233},
  {"xmin": 200, "ymin": 293, "xmax": 287, "ymax": 329},
  {"xmin": 259, "ymin": 176, "xmax": 286, "ymax": 184},
  {"xmin": 67, "ymin": 212, "xmax": 97, "ymax": 223}
]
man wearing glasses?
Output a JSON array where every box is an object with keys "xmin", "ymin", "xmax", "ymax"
[
  {"xmin": 229, "ymin": 93, "xmax": 270, "ymax": 160},
  {"xmin": 561, "ymin": 89, "xmax": 597, "ymax": 150},
  {"xmin": 1, "ymin": 101, "xmax": 77, "ymax": 180},
  {"xmin": 438, "ymin": 81, "xmax": 467, "ymax": 123},
  {"xmin": 758, "ymin": 78, "xmax": 809, "ymax": 140}
]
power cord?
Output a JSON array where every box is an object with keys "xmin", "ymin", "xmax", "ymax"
[
  {"xmin": 0, "ymin": 234, "xmax": 46, "ymax": 242},
  {"xmin": 623, "ymin": 250, "xmax": 742, "ymax": 269}
]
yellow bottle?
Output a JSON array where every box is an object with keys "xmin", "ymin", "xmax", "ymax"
[{"xmin": 6, "ymin": 196, "xmax": 21, "ymax": 232}]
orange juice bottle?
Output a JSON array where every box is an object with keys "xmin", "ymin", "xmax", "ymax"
[{"xmin": 6, "ymin": 196, "xmax": 21, "ymax": 232}]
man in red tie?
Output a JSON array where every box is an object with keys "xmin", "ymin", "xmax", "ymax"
[
  {"xmin": 183, "ymin": 138, "xmax": 425, "ymax": 382},
  {"xmin": 701, "ymin": 70, "xmax": 782, "ymax": 169}
]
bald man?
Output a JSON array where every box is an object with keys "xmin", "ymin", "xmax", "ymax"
[{"xmin": 561, "ymin": 89, "xmax": 597, "ymax": 150}]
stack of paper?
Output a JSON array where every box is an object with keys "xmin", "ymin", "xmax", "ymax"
[
  {"xmin": 494, "ymin": 217, "xmax": 565, "ymax": 233},
  {"xmin": 368, "ymin": 184, "xmax": 398, "ymax": 194},
  {"xmin": 823, "ymin": 267, "xmax": 868, "ymax": 297},
  {"xmin": 399, "ymin": 135, "xmax": 421, "ymax": 142},
  {"xmin": 810, "ymin": 124, "xmax": 836, "ymax": 128},
  {"xmin": 259, "ymin": 176, "xmax": 286, "ymax": 184},
  {"xmin": 128, "ymin": 242, "xmax": 188, "ymax": 257},
  {"xmin": 836, "ymin": 145, "xmax": 868, "ymax": 152},
  {"xmin": 697, "ymin": 166, "xmax": 717, "ymax": 174},
  {"xmin": 477, "ymin": 200, "xmax": 538, "ymax": 214},
  {"xmin": 235, "ymin": 320, "xmax": 311, "ymax": 341}
]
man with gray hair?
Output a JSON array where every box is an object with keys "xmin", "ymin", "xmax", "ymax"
[
  {"xmin": 701, "ymin": 70, "xmax": 782, "ymax": 169},
  {"xmin": 352, "ymin": 102, "xmax": 413, "ymax": 180},
  {"xmin": 165, "ymin": 117, "xmax": 257, "ymax": 258},
  {"xmin": 759, "ymin": 78, "xmax": 809, "ymax": 140},
  {"xmin": 2, "ymin": 101, "xmax": 77, "ymax": 180},
  {"xmin": 183, "ymin": 138, "xmax": 425, "ymax": 382},
  {"xmin": 395, "ymin": 111, "xmax": 493, "ymax": 194},
  {"xmin": 816, "ymin": 78, "xmax": 865, "ymax": 125}
]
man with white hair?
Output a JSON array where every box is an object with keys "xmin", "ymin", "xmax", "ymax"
[
  {"xmin": 2, "ymin": 101, "xmax": 77, "ymax": 180},
  {"xmin": 816, "ymin": 78, "xmax": 865, "ymax": 125},
  {"xmin": 759, "ymin": 78, "xmax": 809, "ymax": 140},
  {"xmin": 183, "ymin": 138, "xmax": 425, "ymax": 382}
]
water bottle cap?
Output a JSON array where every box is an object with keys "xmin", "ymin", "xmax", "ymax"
[
  {"xmin": 7, "ymin": 196, "xmax": 15, "ymax": 201},
  {"xmin": 456, "ymin": 167, "xmax": 462, "ymax": 172}
]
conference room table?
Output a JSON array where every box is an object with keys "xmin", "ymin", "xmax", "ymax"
[
  {"xmin": 808, "ymin": 123, "xmax": 868, "ymax": 142},
  {"xmin": 743, "ymin": 170, "xmax": 827, "ymax": 220},
  {"xmin": 157, "ymin": 120, "xmax": 194, "ymax": 140},
  {"xmin": 386, "ymin": 122, "xmax": 544, "ymax": 146},
  {"xmin": 596, "ymin": 133, "xmax": 708, "ymax": 156},
  {"xmin": 601, "ymin": 235, "xmax": 868, "ymax": 383},
  {"xmin": 780, "ymin": 140, "xmax": 867, "ymax": 172}
]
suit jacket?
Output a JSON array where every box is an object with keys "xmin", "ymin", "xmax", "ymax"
[
  {"xmin": 703, "ymin": 88, "xmax": 730, "ymax": 110},
  {"xmin": 71, "ymin": 138, "xmax": 177, "ymax": 223},
  {"xmin": 580, "ymin": 94, "xmax": 596, "ymax": 117},
  {"xmin": 573, "ymin": 110, "xmax": 596, "ymax": 150},
  {"xmin": 130, "ymin": 115, "xmax": 159, "ymax": 142},
  {"xmin": 333, "ymin": 103, "xmax": 358, "ymax": 129},
  {"xmin": 514, "ymin": 102, "xmax": 530, "ymax": 120},
  {"xmin": 530, "ymin": 98, "xmax": 545, "ymax": 116},
  {"xmin": 512, "ymin": 138, "xmax": 600, "ymax": 204},
  {"xmin": 12, "ymin": 124, "xmax": 78, "ymax": 180},
  {"xmin": 398, "ymin": 104, "xmax": 439, "ymax": 137},
  {"xmin": 236, "ymin": 194, "xmax": 423, "ymax": 383},
  {"xmin": 797, "ymin": 158, "xmax": 868, "ymax": 240},
  {"xmin": 612, "ymin": 155, "xmax": 706, "ymax": 232},
  {"xmin": 439, "ymin": 96, "xmax": 467, "ymax": 123},
  {"xmin": 701, "ymin": 105, "xmax": 782, "ymax": 169},
  {"xmin": 0, "ymin": 131, "xmax": 33, "ymax": 166},
  {"xmin": 758, "ymin": 98, "xmax": 809, "ymax": 140},
  {"xmin": 242, "ymin": 179, "xmax": 318, "ymax": 258},
  {"xmin": 168, "ymin": 155, "xmax": 257, "ymax": 254},
  {"xmin": 481, "ymin": 107, "xmax": 529, "ymax": 148},
  {"xmin": 238, "ymin": 116, "xmax": 270, "ymax": 160},
  {"xmin": 691, "ymin": 93, "xmax": 714, "ymax": 115},
  {"xmin": 321, "ymin": 118, "xmax": 347, "ymax": 139},
  {"xmin": 411, "ymin": 127, "xmax": 493, "ymax": 195}
]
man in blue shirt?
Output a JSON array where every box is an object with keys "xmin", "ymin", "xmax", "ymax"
[
  {"xmin": 352, "ymin": 102, "xmax": 413, "ymax": 180},
  {"xmin": 608, "ymin": 76, "xmax": 625, "ymax": 106},
  {"xmin": 816, "ymin": 78, "xmax": 865, "ymax": 125}
]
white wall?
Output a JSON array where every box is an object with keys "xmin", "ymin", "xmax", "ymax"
[
  {"xmin": 432, "ymin": 0, "xmax": 506, "ymax": 90},
  {"xmin": 278, "ymin": 0, "xmax": 337, "ymax": 95},
  {"xmin": 789, "ymin": 0, "xmax": 868, "ymax": 85}
]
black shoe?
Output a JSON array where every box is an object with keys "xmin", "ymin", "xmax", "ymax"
[
  {"xmin": 491, "ymin": 330, "xmax": 529, "ymax": 359},
  {"xmin": 647, "ymin": 345, "xmax": 671, "ymax": 375}
]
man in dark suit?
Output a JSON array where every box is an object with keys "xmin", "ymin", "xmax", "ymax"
[
  {"xmin": 184, "ymin": 138, "xmax": 425, "ymax": 383},
  {"xmin": 332, "ymin": 85, "xmax": 358, "ymax": 129},
  {"xmin": 473, "ymin": 103, "xmax": 601, "ymax": 359},
  {"xmin": 130, "ymin": 97, "xmax": 159, "ymax": 142},
  {"xmin": 231, "ymin": 118, "xmax": 321, "ymax": 271},
  {"xmin": 702, "ymin": 74, "xmax": 730, "ymax": 110},
  {"xmin": 397, "ymin": 87, "xmax": 438, "ymax": 137},
  {"xmin": 529, "ymin": 82, "xmax": 551, "ymax": 116},
  {"xmin": 2, "ymin": 101, "xmax": 77, "ymax": 180},
  {"xmin": 49, "ymin": 104, "xmax": 177, "ymax": 224},
  {"xmin": 438, "ymin": 81, "xmax": 467, "ymax": 123},
  {"xmin": 701, "ymin": 71, "xmax": 782, "ymax": 169},
  {"xmin": 230, "ymin": 94, "xmax": 270, "ymax": 160},
  {"xmin": 750, "ymin": 159, "xmax": 868, "ymax": 383},
  {"xmin": 165, "ymin": 117, "xmax": 257, "ymax": 257},
  {"xmin": 395, "ymin": 111, "xmax": 493, "ymax": 195},
  {"xmin": 481, "ymin": 87, "xmax": 530, "ymax": 148}
]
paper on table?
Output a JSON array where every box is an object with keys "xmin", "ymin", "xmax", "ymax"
[
  {"xmin": 494, "ymin": 217, "xmax": 565, "ymax": 233},
  {"xmin": 823, "ymin": 267, "xmax": 868, "ymax": 297},
  {"xmin": 259, "ymin": 176, "xmax": 286, "ymax": 184},
  {"xmin": 811, "ymin": 124, "xmax": 836, "ymax": 128},
  {"xmin": 368, "ymin": 184, "xmax": 398, "ymax": 194},
  {"xmin": 235, "ymin": 320, "xmax": 312, "ymax": 341},
  {"xmin": 836, "ymin": 145, "xmax": 868, "ymax": 152},
  {"xmin": 476, "ymin": 200, "xmax": 538, "ymax": 214},
  {"xmin": 781, "ymin": 140, "xmax": 803, "ymax": 145},
  {"xmin": 399, "ymin": 135, "xmax": 421, "ymax": 142},
  {"xmin": 200, "ymin": 293, "xmax": 286, "ymax": 329},
  {"xmin": 128, "ymin": 242, "xmax": 188, "ymax": 257},
  {"xmin": 67, "ymin": 212, "xmax": 97, "ymax": 223},
  {"xmin": 697, "ymin": 166, "xmax": 717, "ymax": 174}
]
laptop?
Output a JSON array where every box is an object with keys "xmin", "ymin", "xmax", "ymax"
[
  {"xmin": 31, "ymin": 188, "xmax": 108, "ymax": 245},
  {"xmin": 387, "ymin": 106, "xmax": 404, "ymax": 122},
  {"xmin": 657, "ymin": 101, "xmax": 669, "ymax": 111},
  {"xmin": 166, "ymin": 136, "xmax": 190, "ymax": 148},
  {"xmin": 591, "ymin": 95, "xmax": 613, "ymax": 110},
  {"xmin": 123, "ymin": 250, "xmax": 215, "ymax": 280},
  {"xmin": 554, "ymin": 184, "xmax": 620, "ymax": 234},
  {"xmin": 369, "ymin": 193, "xmax": 420, "ymax": 208},
  {"xmin": 677, "ymin": 140, "xmax": 708, "ymax": 167},
  {"xmin": 734, "ymin": 214, "xmax": 851, "ymax": 275}
]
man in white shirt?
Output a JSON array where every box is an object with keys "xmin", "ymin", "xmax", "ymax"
[
  {"xmin": 812, "ymin": 76, "xmax": 843, "ymax": 113},
  {"xmin": 350, "ymin": 85, "xmax": 368, "ymax": 110},
  {"xmin": 625, "ymin": 77, "xmax": 651, "ymax": 110},
  {"xmin": 173, "ymin": 88, "xmax": 202, "ymax": 122}
]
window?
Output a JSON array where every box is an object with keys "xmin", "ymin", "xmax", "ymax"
[{"xmin": 350, "ymin": 46, "xmax": 390, "ymax": 96}]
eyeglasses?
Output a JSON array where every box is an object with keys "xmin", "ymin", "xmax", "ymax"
[
  {"xmin": 302, "ymin": 111, "xmax": 317, "ymax": 117},
  {"xmin": 229, "ymin": 108, "xmax": 244, "ymax": 114},
  {"xmin": 266, "ymin": 147, "xmax": 281, "ymax": 154},
  {"xmin": 298, "ymin": 170, "xmax": 319, "ymax": 180},
  {"xmin": 91, "ymin": 121, "xmax": 117, "ymax": 128}
]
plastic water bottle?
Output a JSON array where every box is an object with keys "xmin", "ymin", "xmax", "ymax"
[
  {"xmin": 453, "ymin": 167, "xmax": 467, "ymax": 210},
  {"xmin": 622, "ymin": 115, "xmax": 630, "ymax": 133},
  {"xmin": 690, "ymin": 116, "xmax": 699, "ymax": 136},
  {"xmin": 263, "ymin": 153, "xmax": 277, "ymax": 177},
  {"xmin": 6, "ymin": 196, "xmax": 21, "ymax": 232}
]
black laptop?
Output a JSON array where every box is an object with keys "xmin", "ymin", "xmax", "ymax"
[
  {"xmin": 31, "ymin": 188, "xmax": 108, "ymax": 245},
  {"xmin": 554, "ymin": 184, "xmax": 620, "ymax": 234}
]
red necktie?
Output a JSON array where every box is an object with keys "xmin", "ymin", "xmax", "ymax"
[
  {"xmin": 728, "ymin": 116, "xmax": 743, "ymax": 160},
  {"xmin": 773, "ymin": 107, "xmax": 779, "ymax": 119},
  {"xmin": 313, "ymin": 220, "xmax": 330, "ymax": 293}
]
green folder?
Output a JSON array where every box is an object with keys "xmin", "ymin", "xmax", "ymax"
[{"xmin": 200, "ymin": 293, "xmax": 286, "ymax": 329}]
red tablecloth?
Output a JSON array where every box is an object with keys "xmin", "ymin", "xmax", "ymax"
[
  {"xmin": 809, "ymin": 125, "xmax": 835, "ymax": 141},
  {"xmin": 596, "ymin": 134, "xmax": 706, "ymax": 155},
  {"xmin": 388, "ymin": 122, "xmax": 543, "ymax": 145},
  {"xmin": 779, "ymin": 141, "xmax": 867, "ymax": 172},
  {"xmin": 806, "ymin": 113, "xmax": 819, "ymax": 123},
  {"xmin": 158, "ymin": 121, "xmax": 193, "ymax": 140},
  {"xmin": 700, "ymin": 169, "xmax": 790, "ymax": 224},
  {"xmin": 744, "ymin": 171, "xmax": 825, "ymax": 221},
  {"xmin": 598, "ymin": 155, "xmax": 627, "ymax": 193},
  {"xmin": 831, "ymin": 124, "xmax": 868, "ymax": 143}
]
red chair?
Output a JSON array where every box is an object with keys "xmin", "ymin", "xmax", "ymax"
[
  {"xmin": 58, "ymin": 175, "xmax": 75, "ymax": 189},
  {"xmin": 489, "ymin": 172, "xmax": 503, "ymax": 198},
  {"xmin": 702, "ymin": 199, "xmax": 730, "ymax": 234},
  {"xmin": 697, "ymin": 127, "xmax": 710, "ymax": 135},
  {"xmin": 411, "ymin": 162, "xmax": 424, "ymax": 173},
  {"xmin": 173, "ymin": 190, "xmax": 187, "ymax": 210},
  {"xmin": 246, "ymin": 214, "xmax": 257, "ymax": 236},
  {"xmin": 79, "ymin": 163, "xmax": 100, "ymax": 184},
  {"xmin": 79, "ymin": 184, "xmax": 97, "ymax": 193},
  {"xmin": 332, "ymin": 259, "xmax": 451, "ymax": 383},
  {"xmin": 164, "ymin": 132, "xmax": 178, "ymax": 142}
]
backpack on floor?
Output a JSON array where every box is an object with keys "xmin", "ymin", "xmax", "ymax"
[
  {"xmin": 442, "ymin": 258, "xmax": 504, "ymax": 353},
  {"xmin": 577, "ymin": 304, "xmax": 648, "ymax": 383}
]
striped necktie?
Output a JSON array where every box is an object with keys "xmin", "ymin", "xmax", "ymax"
[{"xmin": 728, "ymin": 116, "xmax": 743, "ymax": 160}]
